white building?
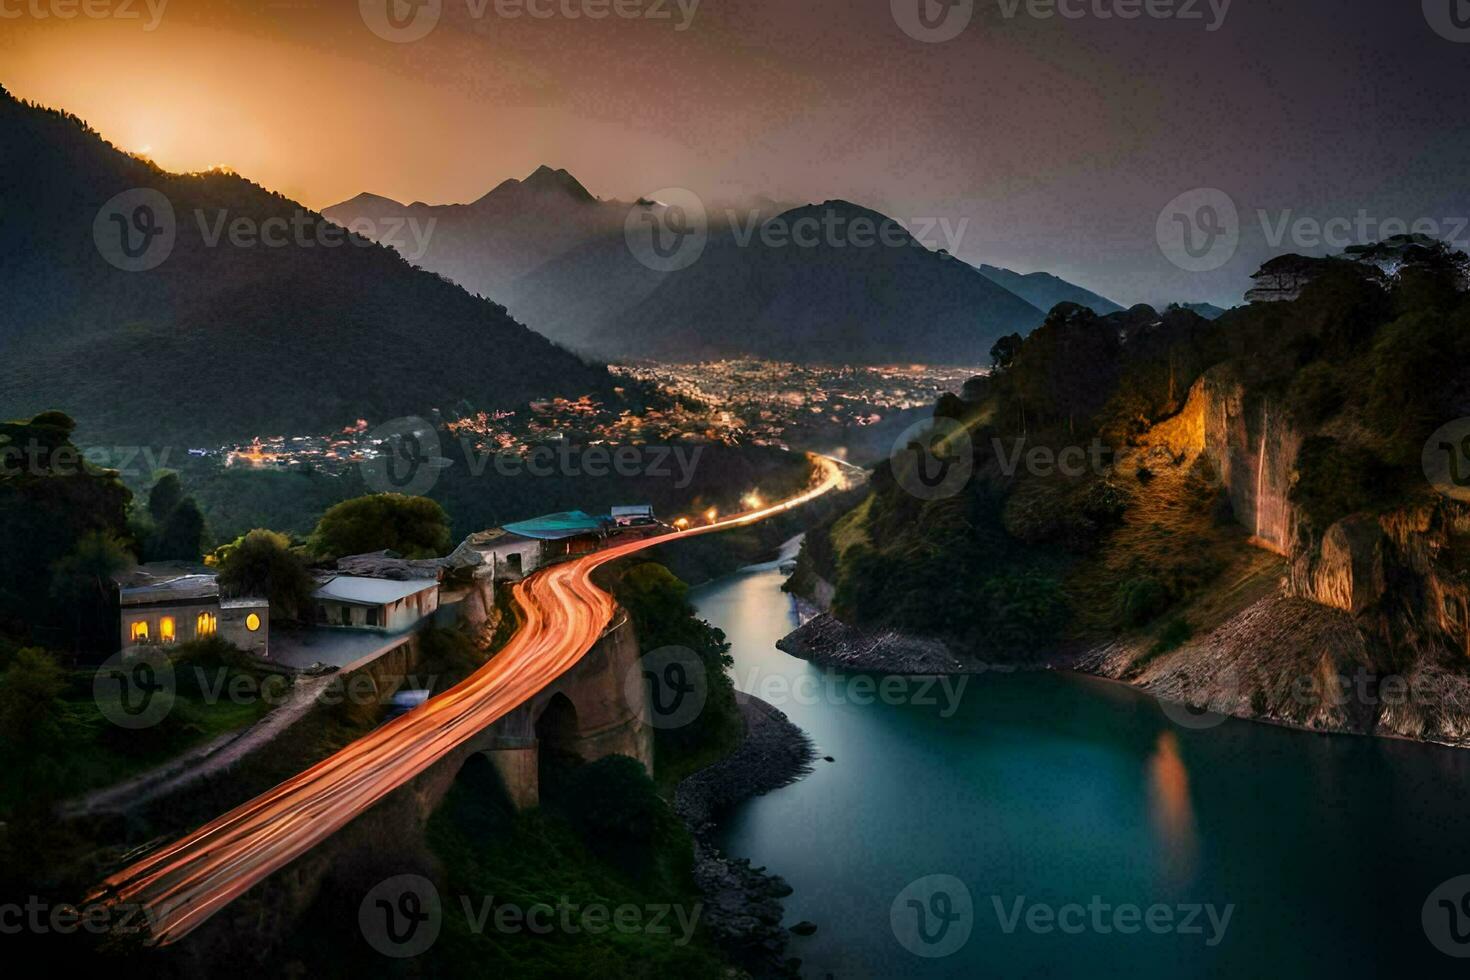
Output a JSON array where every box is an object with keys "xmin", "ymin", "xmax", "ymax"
[
  {"xmin": 311, "ymin": 575, "xmax": 440, "ymax": 633},
  {"xmin": 116, "ymin": 565, "xmax": 269, "ymax": 657}
]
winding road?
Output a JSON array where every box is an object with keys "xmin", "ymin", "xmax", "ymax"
[{"xmin": 88, "ymin": 456, "xmax": 845, "ymax": 945}]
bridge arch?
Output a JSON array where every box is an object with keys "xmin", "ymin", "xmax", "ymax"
[
  {"xmin": 458, "ymin": 619, "xmax": 655, "ymax": 812},
  {"xmin": 534, "ymin": 692, "xmax": 583, "ymax": 789}
]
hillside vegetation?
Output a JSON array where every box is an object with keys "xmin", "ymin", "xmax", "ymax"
[
  {"xmin": 0, "ymin": 87, "xmax": 616, "ymax": 445},
  {"xmin": 799, "ymin": 240, "xmax": 1470, "ymax": 680}
]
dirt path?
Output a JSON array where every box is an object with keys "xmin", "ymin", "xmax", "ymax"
[{"xmin": 62, "ymin": 674, "xmax": 337, "ymax": 819}]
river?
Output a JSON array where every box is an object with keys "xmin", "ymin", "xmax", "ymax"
[{"xmin": 689, "ymin": 545, "xmax": 1470, "ymax": 978}]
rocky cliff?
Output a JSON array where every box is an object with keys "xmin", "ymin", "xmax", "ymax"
[{"xmin": 1090, "ymin": 366, "xmax": 1470, "ymax": 743}]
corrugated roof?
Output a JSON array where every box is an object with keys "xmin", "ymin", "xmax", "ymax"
[
  {"xmin": 500, "ymin": 510, "xmax": 607, "ymax": 541},
  {"xmin": 119, "ymin": 573, "xmax": 219, "ymax": 606},
  {"xmin": 312, "ymin": 576, "xmax": 438, "ymax": 606}
]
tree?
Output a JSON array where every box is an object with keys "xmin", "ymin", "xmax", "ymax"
[
  {"xmin": 147, "ymin": 472, "xmax": 184, "ymax": 523},
  {"xmin": 0, "ymin": 647, "xmax": 67, "ymax": 752},
  {"xmin": 49, "ymin": 530, "xmax": 134, "ymax": 655},
  {"xmin": 216, "ymin": 529, "xmax": 316, "ymax": 622},
  {"xmin": 140, "ymin": 472, "xmax": 207, "ymax": 562},
  {"xmin": 0, "ymin": 412, "xmax": 133, "ymax": 631},
  {"xmin": 310, "ymin": 493, "xmax": 452, "ymax": 560},
  {"xmin": 152, "ymin": 497, "xmax": 206, "ymax": 562},
  {"xmin": 990, "ymin": 333, "xmax": 1023, "ymax": 371},
  {"xmin": 0, "ymin": 647, "xmax": 69, "ymax": 811}
]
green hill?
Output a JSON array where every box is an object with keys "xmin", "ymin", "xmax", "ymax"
[{"xmin": 0, "ymin": 86, "xmax": 616, "ymax": 446}]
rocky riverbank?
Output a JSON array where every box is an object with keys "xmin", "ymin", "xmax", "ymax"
[
  {"xmin": 674, "ymin": 692, "xmax": 816, "ymax": 979},
  {"xmin": 776, "ymin": 592, "xmax": 1470, "ymax": 749},
  {"xmin": 776, "ymin": 611, "xmax": 973, "ymax": 674}
]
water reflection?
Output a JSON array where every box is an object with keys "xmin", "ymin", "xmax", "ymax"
[{"xmin": 1147, "ymin": 730, "xmax": 1198, "ymax": 887}]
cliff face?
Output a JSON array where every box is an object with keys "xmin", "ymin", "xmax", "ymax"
[
  {"xmin": 1289, "ymin": 501, "xmax": 1470, "ymax": 659},
  {"xmin": 1148, "ymin": 368, "xmax": 1300, "ymax": 554},
  {"xmin": 1159, "ymin": 369, "xmax": 1468, "ymax": 662},
  {"xmin": 1117, "ymin": 367, "xmax": 1470, "ymax": 742}
]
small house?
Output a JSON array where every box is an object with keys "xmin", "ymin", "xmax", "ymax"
[
  {"xmin": 311, "ymin": 575, "xmax": 440, "ymax": 633},
  {"xmin": 464, "ymin": 528, "xmax": 545, "ymax": 580},
  {"xmin": 610, "ymin": 504, "xmax": 657, "ymax": 527},
  {"xmin": 116, "ymin": 564, "xmax": 269, "ymax": 657}
]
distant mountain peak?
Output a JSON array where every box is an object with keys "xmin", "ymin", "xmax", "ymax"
[
  {"xmin": 339, "ymin": 190, "xmax": 405, "ymax": 209},
  {"xmin": 976, "ymin": 263, "xmax": 1124, "ymax": 316},
  {"xmin": 524, "ymin": 164, "xmax": 595, "ymax": 201},
  {"xmin": 474, "ymin": 165, "xmax": 595, "ymax": 207}
]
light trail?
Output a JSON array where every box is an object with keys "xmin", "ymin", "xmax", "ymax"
[{"xmin": 87, "ymin": 455, "xmax": 844, "ymax": 945}]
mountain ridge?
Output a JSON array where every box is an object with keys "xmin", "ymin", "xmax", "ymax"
[{"xmin": 0, "ymin": 87, "xmax": 616, "ymax": 445}]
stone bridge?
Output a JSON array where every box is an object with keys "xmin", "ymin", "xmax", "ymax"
[
  {"xmin": 171, "ymin": 600, "xmax": 656, "ymax": 968},
  {"xmin": 407, "ymin": 610, "xmax": 654, "ymax": 818}
]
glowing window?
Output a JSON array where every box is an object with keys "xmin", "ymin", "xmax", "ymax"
[
  {"xmin": 129, "ymin": 620, "xmax": 149, "ymax": 642},
  {"xmin": 246, "ymin": 613, "xmax": 261, "ymax": 632},
  {"xmin": 159, "ymin": 617, "xmax": 176, "ymax": 643},
  {"xmin": 197, "ymin": 611, "xmax": 217, "ymax": 637}
]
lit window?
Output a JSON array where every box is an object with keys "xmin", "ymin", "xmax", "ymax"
[
  {"xmin": 197, "ymin": 611, "xmax": 217, "ymax": 637},
  {"xmin": 129, "ymin": 620, "xmax": 149, "ymax": 642},
  {"xmin": 246, "ymin": 613, "xmax": 261, "ymax": 632},
  {"xmin": 159, "ymin": 617, "xmax": 176, "ymax": 643}
]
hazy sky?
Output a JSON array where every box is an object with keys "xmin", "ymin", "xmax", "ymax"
[{"xmin": 5, "ymin": 0, "xmax": 1468, "ymax": 306}]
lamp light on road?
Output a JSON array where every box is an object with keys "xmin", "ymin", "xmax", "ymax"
[{"xmin": 704, "ymin": 507, "xmax": 718, "ymax": 524}]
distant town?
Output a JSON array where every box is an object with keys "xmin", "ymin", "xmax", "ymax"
[{"xmin": 212, "ymin": 359, "xmax": 982, "ymax": 473}]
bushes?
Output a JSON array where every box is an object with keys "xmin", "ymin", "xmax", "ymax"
[
  {"xmin": 1365, "ymin": 308, "xmax": 1470, "ymax": 458},
  {"xmin": 612, "ymin": 563, "xmax": 740, "ymax": 781},
  {"xmin": 1149, "ymin": 617, "xmax": 1193, "ymax": 657},
  {"xmin": 981, "ymin": 570, "xmax": 1067, "ymax": 648},
  {"xmin": 1291, "ymin": 436, "xmax": 1391, "ymax": 530},
  {"xmin": 1116, "ymin": 575, "xmax": 1171, "ymax": 628},
  {"xmin": 1284, "ymin": 361, "xmax": 1345, "ymax": 426},
  {"xmin": 215, "ymin": 529, "xmax": 316, "ymax": 622},
  {"xmin": 556, "ymin": 755, "xmax": 668, "ymax": 850},
  {"xmin": 310, "ymin": 493, "xmax": 452, "ymax": 560}
]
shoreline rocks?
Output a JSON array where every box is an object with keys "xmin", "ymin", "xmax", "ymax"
[
  {"xmin": 776, "ymin": 598, "xmax": 1470, "ymax": 750},
  {"xmin": 674, "ymin": 692, "xmax": 816, "ymax": 979},
  {"xmin": 776, "ymin": 611, "xmax": 972, "ymax": 674}
]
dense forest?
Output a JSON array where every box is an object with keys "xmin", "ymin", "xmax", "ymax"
[{"xmin": 798, "ymin": 238, "xmax": 1470, "ymax": 664}]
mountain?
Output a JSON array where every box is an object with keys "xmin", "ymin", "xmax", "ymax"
[
  {"xmin": 1175, "ymin": 301, "xmax": 1227, "ymax": 320},
  {"xmin": 495, "ymin": 229, "xmax": 673, "ymax": 353},
  {"xmin": 597, "ymin": 201, "xmax": 1045, "ymax": 364},
  {"xmin": 975, "ymin": 264, "xmax": 1124, "ymax": 315},
  {"xmin": 327, "ymin": 176, "xmax": 1050, "ymax": 363},
  {"xmin": 323, "ymin": 165, "xmax": 630, "ymax": 305},
  {"xmin": 0, "ymin": 87, "xmax": 615, "ymax": 444}
]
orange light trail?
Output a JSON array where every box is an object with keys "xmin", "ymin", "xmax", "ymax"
[{"xmin": 87, "ymin": 455, "xmax": 843, "ymax": 944}]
